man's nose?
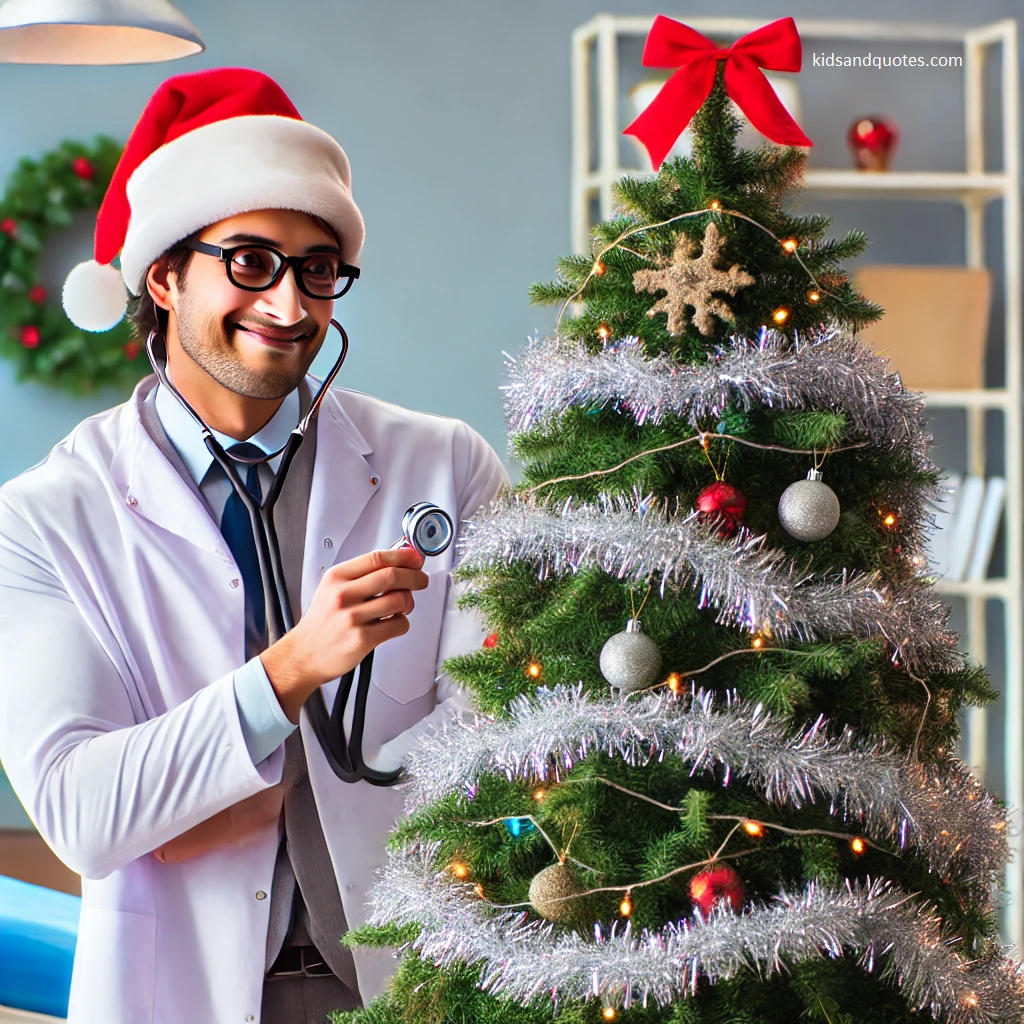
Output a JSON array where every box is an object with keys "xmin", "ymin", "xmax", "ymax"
[{"xmin": 252, "ymin": 264, "xmax": 306, "ymax": 323}]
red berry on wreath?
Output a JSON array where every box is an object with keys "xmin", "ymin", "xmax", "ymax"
[
  {"xmin": 696, "ymin": 481, "xmax": 746, "ymax": 537},
  {"xmin": 123, "ymin": 340, "xmax": 140, "ymax": 361},
  {"xmin": 28, "ymin": 285, "xmax": 46, "ymax": 304},
  {"xmin": 19, "ymin": 326, "xmax": 40, "ymax": 349},
  {"xmin": 72, "ymin": 156, "xmax": 95, "ymax": 181},
  {"xmin": 689, "ymin": 863, "xmax": 743, "ymax": 916},
  {"xmin": 0, "ymin": 218, "xmax": 16, "ymax": 237},
  {"xmin": 483, "ymin": 632, "xmax": 499, "ymax": 648}
]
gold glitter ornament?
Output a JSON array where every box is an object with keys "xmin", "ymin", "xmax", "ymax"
[
  {"xmin": 528, "ymin": 862, "xmax": 586, "ymax": 922},
  {"xmin": 633, "ymin": 222, "xmax": 755, "ymax": 336}
]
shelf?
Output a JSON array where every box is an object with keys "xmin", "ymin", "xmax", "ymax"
[
  {"xmin": 580, "ymin": 170, "xmax": 1010, "ymax": 202},
  {"xmin": 934, "ymin": 578, "xmax": 1013, "ymax": 599},
  {"xmin": 923, "ymin": 389, "xmax": 1012, "ymax": 410}
]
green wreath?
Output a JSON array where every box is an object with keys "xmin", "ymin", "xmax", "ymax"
[{"xmin": 0, "ymin": 136, "xmax": 148, "ymax": 395}]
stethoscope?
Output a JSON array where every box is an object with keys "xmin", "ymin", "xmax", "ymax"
[{"xmin": 145, "ymin": 319, "xmax": 454, "ymax": 786}]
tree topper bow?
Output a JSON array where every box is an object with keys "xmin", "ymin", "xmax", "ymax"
[{"xmin": 623, "ymin": 15, "xmax": 813, "ymax": 169}]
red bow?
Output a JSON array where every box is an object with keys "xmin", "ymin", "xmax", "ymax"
[{"xmin": 623, "ymin": 16, "xmax": 813, "ymax": 169}]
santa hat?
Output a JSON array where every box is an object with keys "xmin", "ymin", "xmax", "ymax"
[{"xmin": 63, "ymin": 67, "xmax": 365, "ymax": 332}]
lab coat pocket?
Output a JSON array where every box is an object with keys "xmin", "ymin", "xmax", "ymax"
[
  {"xmin": 66, "ymin": 906, "xmax": 156, "ymax": 1024},
  {"xmin": 371, "ymin": 568, "xmax": 450, "ymax": 704}
]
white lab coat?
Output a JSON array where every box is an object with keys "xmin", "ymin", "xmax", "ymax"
[{"xmin": 0, "ymin": 374, "xmax": 508, "ymax": 1023}]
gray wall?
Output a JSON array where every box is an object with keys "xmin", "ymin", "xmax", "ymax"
[{"xmin": 0, "ymin": 1, "xmax": 1020, "ymax": 829}]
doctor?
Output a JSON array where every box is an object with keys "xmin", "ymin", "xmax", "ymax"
[{"xmin": 0, "ymin": 68, "xmax": 507, "ymax": 1023}]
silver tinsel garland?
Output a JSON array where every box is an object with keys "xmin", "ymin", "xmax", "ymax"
[
  {"xmin": 402, "ymin": 685, "xmax": 1008, "ymax": 888},
  {"xmin": 455, "ymin": 493, "xmax": 961, "ymax": 673},
  {"xmin": 503, "ymin": 329, "xmax": 929, "ymax": 466},
  {"xmin": 369, "ymin": 843, "xmax": 1024, "ymax": 1023}
]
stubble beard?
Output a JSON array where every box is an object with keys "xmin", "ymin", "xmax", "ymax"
[{"xmin": 175, "ymin": 291, "xmax": 324, "ymax": 401}]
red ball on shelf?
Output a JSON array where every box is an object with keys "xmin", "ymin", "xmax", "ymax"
[
  {"xmin": 71, "ymin": 156, "xmax": 95, "ymax": 181},
  {"xmin": 689, "ymin": 863, "xmax": 744, "ymax": 917},
  {"xmin": 847, "ymin": 115, "xmax": 899, "ymax": 171},
  {"xmin": 696, "ymin": 481, "xmax": 746, "ymax": 537},
  {"xmin": 19, "ymin": 326, "xmax": 40, "ymax": 349},
  {"xmin": 28, "ymin": 285, "xmax": 46, "ymax": 304}
]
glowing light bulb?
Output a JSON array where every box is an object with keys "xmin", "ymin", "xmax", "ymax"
[
  {"xmin": 619, "ymin": 892, "xmax": 633, "ymax": 917},
  {"xmin": 780, "ymin": 237, "xmax": 799, "ymax": 253},
  {"xmin": 771, "ymin": 306, "xmax": 791, "ymax": 325},
  {"xmin": 964, "ymin": 994, "xmax": 979, "ymax": 1008},
  {"xmin": 743, "ymin": 820, "xmax": 764, "ymax": 838},
  {"xmin": 882, "ymin": 512, "xmax": 897, "ymax": 528},
  {"xmin": 751, "ymin": 636, "xmax": 765, "ymax": 650},
  {"xmin": 851, "ymin": 837, "xmax": 867, "ymax": 856},
  {"xmin": 594, "ymin": 260, "xmax": 607, "ymax": 276},
  {"xmin": 533, "ymin": 788, "xmax": 546, "ymax": 802},
  {"xmin": 474, "ymin": 883, "xmax": 485, "ymax": 899},
  {"xmin": 806, "ymin": 289, "xmax": 821, "ymax": 304},
  {"xmin": 597, "ymin": 323, "xmax": 611, "ymax": 341},
  {"xmin": 603, "ymin": 1008, "xmax": 618, "ymax": 1021},
  {"xmin": 709, "ymin": 199, "xmax": 722, "ymax": 211},
  {"xmin": 666, "ymin": 672, "xmax": 683, "ymax": 694},
  {"xmin": 527, "ymin": 662, "xmax": 543, "ymax": 679},
  {"xmin": 450, "ymin": 861, "xmax": 470, "ymax": 879}
]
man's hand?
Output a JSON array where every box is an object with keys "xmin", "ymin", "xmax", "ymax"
[{"xmin": 260, "ymin": 546, "xmax": 428, "ymax": 723}]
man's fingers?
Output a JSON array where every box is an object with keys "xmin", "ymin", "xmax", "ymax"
[
  {"xmin": 338, "ymin": 567, "xmax": 429, "ymax": 605},
  {"xmin": 350, "ymin": 590, "xmax": 415, "ymax": 624},
  {"xmin": 328, "ymin": 547, "xmax": 424, "ymax": 582}
]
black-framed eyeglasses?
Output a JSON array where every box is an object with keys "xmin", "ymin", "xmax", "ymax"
[{"xmin": 186, "ymin": 240, "xmax": 360, "ymax": 300}]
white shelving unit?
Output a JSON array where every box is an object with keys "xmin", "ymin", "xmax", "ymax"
[{"xmin": 571, "ymin": 15, "xmax": 1023, "ymax": 949}]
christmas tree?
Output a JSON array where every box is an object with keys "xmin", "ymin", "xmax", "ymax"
[{"xmin": 334, "ymin": 18, "xmax": 1024, "ymax": 1024}]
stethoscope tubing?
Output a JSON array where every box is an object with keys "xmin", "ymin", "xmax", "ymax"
[{"xmin": 145, "ymin": 319, "xmax": 402, "ymax": 786}]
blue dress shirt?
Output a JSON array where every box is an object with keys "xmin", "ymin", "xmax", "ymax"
[{"xmin": 152, "ymin": 370, "xmax": 299, "ymax": 765}]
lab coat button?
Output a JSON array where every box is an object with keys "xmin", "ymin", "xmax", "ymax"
[
  {"xmin": 370, "ymin": 475, "xmax": 379, "ymax": 486},
  {"xmin": 125, "ymin": 495, "xmax": 137, "ymax": 507},
  {"xmin": 246, "ymin": 1016, "xmax": 255, "ymax": 1022},
  {"xmin": 255, "ymin": 890, "xmax": 267, "ymax": 900},
  {"xmin": 230, "ymin": 579, "xmax": 240, "ymax": 588},
  {"xmin": 323, "ymin": 537, "xmax": 333, "ymax": 549}
]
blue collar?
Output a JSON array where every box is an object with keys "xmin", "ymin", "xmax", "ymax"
[{"xmin": 153, "ymin": 369, "xmax": 301, "ymax": 486}]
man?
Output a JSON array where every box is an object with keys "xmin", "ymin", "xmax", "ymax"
[{"xmin": 0, "ymin": 68, "xmax": 507, "ymax": 1023}]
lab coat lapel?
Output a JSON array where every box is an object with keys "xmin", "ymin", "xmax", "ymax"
[
  {"xmin": 110, "ymin": 377, "xmax": 227, "ymax": 557},
  {"xmin": 300, "ymin": 388, "xmax": 378, "ymax": 611}
]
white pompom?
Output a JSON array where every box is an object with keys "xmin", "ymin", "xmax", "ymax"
[{"xmin": 62, "ymin": 260, "xmax": 129, "ymax": 332}]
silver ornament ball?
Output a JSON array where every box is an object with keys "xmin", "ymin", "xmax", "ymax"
[
  {"xmin": 778, "ymin": 469, "xmax": 841, "ymax": 542},
  {"xmin": 599, "ymin": 618, "xmax": 663, "ymax": 694}
]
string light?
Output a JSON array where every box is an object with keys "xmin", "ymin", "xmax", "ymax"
[
  {"xmin": 708, "ymin": 199, "xmax": 722, "ymax": 211},
  {"xmin": 806, "ymin": 288, "xmax": 821, "ymax": 304},
  {"xmin": 526, "ymin": 661, "xmax": 543, "ymax": 680},
  {"xmin": 533, "ymin": 787, "xmax": 546, "ymax": 802},
  {"xmin": 597, "ymin": 323, "xmax": 612, "ymax": 341},
  {"xmin": 963, "ymin": 994, "xmax": 979, "ymax": 1008},
  {"xmin": 594, "ymin": 259, "xmax": 607, "ymax": 276},
  {"xmin": 880, "ymin": 511, "xmax": 898, "ymax": 529},
  {"xmin": 771, "ymin": 306, "xmax": 791, "ymax": 325},
  {"xmin": 780, "ymin": 237, "xmax": 799, "ymax": 253},
  {"xmin": 743, "ymin": 820, "xmax": 764, "ymax": 838},
  {"xmin": 450, "ymin": 861, "xmax": 470, "ymax": 879},
  {"xmin": 666, "ymin": 672, "xmax": 683, "ymax": 694},
  {"xmin": 751, "ymin": 634, "xmax": 767, "ymax": 650},
  {"xmin": 619, "ymin": 891, "xmax": 633, "ymax": 917},
  {"xmin": 851, "ymin": 837, "xmax": 867, "ymax": 856},
  {"xmin": 474, "ymin": 883, "xmax": 485, "ymax": 899}
]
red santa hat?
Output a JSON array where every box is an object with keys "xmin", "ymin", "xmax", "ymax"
[{"xmin": 62, "ymin": 67, "xmax": 365, "ymax": 332}]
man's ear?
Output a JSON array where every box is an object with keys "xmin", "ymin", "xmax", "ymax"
[{"xmin": 146, "ymin": 258, "xmax": 175, "ymax": 314}]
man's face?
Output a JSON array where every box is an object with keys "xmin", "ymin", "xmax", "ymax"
[{"xmin": 165, "ymin": 209, "xmax": 339, "ymax": 401}]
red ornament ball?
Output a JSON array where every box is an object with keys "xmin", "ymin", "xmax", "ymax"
[
  {"xmin": 0, "ymin": 218, "xmax": 16, "ymax": 237},
  {"xmin": 19, "ymin": 326, "xmax": 40, "ymax": 349},
  {"xmin": 696, "ymin": 481, "xmax": 746, "ymax": 537},
  {"xmin": 123, "ymin": 340, "xmax": 140, "ymax": 361},
  {"xmin": 72, "ymin": 156, "xmax": 95, "ymax": 181},
  {"xmin": 689, "ymin": 863, "xmax": 744, "ymax": 917},
  {"xmin": 847, "ymin": 115, "xmax": 899, "ymax": 171},
  {"xmin": 28, "ymin": 285, "xmax": 46, "ymax": 304},
  {"xmin": 482, "ymin": 632, "xmax": 499, "ymax": 648}
]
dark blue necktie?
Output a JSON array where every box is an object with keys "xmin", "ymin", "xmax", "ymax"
[{"xmin": 219, "ymin": 441, "xmax": 267, "ymax": 645}]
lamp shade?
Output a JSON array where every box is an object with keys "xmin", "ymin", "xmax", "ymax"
[{"xmin": 0, "ymin": 0, "xmax": 204, "ymax": 64}]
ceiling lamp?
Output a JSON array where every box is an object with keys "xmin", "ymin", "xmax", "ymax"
[{"xmin": 0, "ymin": 0, "xmax": 204, "ymax": 64}]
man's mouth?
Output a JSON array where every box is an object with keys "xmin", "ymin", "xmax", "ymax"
[{"xmin": 234, "ymin": 323, "xmax": 312, "ymax": 347}]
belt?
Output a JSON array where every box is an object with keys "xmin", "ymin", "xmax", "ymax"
[{"xmin": 265, "ymin": 944, "xmax": 335, "ymax": 981}]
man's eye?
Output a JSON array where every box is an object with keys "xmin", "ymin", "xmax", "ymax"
[
  {"xmin": 305, "ymin": 260, "xmax": 335, "ymax": 278},
  {"xmin": 232, "ymin": 249, "xmax": 274, "ymax": 273}
]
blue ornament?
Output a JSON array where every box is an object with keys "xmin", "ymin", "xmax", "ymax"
[{"xmin": 504, "ymin": 817, "xmax": 535, "ymax": 838}]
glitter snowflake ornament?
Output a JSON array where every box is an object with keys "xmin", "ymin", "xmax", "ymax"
[
  {"xmin": 633, "ymin": 222, "xmax": 755, "ymax": 336},
  {"xmin": 778, "ymin": 469, "xmax": 841, "ymax": 542}
]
